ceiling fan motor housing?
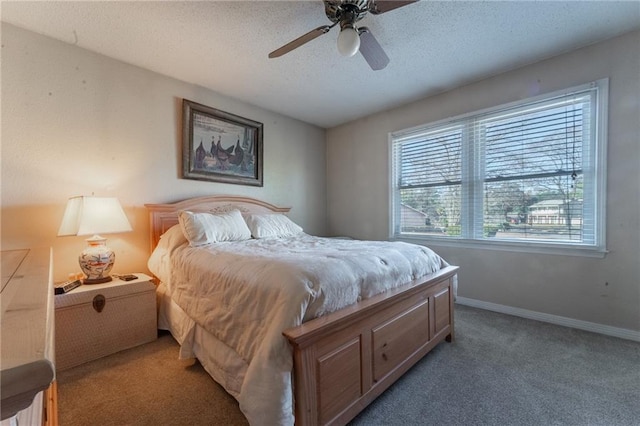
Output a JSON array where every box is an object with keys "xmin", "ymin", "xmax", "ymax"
[{"xmin": 324, "ymin": 0, "xmax": 370, "ymax": 25}]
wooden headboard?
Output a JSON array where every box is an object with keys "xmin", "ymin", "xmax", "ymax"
[{"xmin": 144, "ymin": 195, "xmax": 291, "ymax": 252}]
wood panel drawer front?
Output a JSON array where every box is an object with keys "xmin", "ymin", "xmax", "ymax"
[
  {"xmin": 318, "ymin": 337, "xmax": 362, "ymax": 424},
  {"xmin": 372, "ymin": 299, "xmax": 429, "ymax": 383},
  {"xmin": 433, "ymin": 286, "xmax": 451, "ymax": 336}
]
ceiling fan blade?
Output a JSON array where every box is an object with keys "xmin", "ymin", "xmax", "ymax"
[
  {"xmin": 369, "ymin": 0, "xmax": 419, "ymax": 15},
  {"xmin": 358, "ymin": 27, "xmax": 390, "ymax": 70},
  {"xmin": 268, "ymin": 24, "xmax": 335, "ymax": 58}
]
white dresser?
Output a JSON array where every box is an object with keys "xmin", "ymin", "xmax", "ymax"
[{"xmin": 1, "ymin": 248, "xmax": 57, "ymax": 426}]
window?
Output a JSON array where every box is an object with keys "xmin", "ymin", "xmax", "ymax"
[{"xmin": 390, "ymin": 80, "xmax": 607, "ymax": 255}]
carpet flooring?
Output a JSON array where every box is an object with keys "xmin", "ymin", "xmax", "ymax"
[{"xmin": 57, "ymin": 305, "xmax": 640, "ymax": 425}]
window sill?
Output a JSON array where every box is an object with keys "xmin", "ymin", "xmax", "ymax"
[{"xmin": 392, "ymin": 235, "xmax": 607, "ymax": 258}]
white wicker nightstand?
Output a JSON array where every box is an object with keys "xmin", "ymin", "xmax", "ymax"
[{"xmin": 54, "ymin": 273, "xmax": 157, "ymax": 371}]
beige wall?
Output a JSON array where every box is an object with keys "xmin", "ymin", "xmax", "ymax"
[
  {"xmin": 3, "ymin": 23, "xmax": 638, "ymax": 333},
  {"xmin": 327, "ymin": 31, "xmax": 640, "ymax": 332},
  {"xmin": 1, "ymin": 24, "xmax": 327, "ymax": 281}
]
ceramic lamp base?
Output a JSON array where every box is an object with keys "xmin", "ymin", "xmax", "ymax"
[{"xmin": 79, "ymin": 235, "xmax": 115, "ymax": 284}]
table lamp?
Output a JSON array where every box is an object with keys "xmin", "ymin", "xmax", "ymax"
[{"xmin": 58, "ymin": 196, "xmax": 132, "ymax": 284}]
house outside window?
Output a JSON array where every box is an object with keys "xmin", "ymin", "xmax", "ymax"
[{"xmin": 390, "ymin": 79, "xmax": 608, "ymax": 256}]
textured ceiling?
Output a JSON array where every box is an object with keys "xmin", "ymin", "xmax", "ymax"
[{"xmin": 2, "ymin": 1, "xmax": 639, "ymax": 128}]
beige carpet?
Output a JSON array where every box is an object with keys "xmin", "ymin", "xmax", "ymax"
[
  {"xmin": 56, "ymin": 331, "xmax": 248, "ymax": 426},
  {"xmin": 58, "ymin": 307, "xmax": 640, "ymax": 425}
]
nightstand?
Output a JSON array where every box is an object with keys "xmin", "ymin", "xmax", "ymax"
[{"xmin": 54, "ymin": 273, "xmax": 157, "ymax": 371}]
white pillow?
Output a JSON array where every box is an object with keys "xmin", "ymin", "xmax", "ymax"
[
  {"xmin": 178, "ymin": 209, "xmax": 252, "ymax": 246},
  {"xmin": 244, "ymin": 213, "xmax": 303, "ymax": 239}
]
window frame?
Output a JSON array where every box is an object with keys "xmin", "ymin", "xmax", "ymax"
[{"xmin": 389, "ymin": 79, "xmax": 608, "ymax": 258}]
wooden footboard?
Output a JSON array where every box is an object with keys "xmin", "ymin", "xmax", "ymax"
[{"xmin": 284, "ymin": 265, "xmax": 458, "ymax": 426}]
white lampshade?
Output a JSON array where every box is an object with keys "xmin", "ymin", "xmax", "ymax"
[
  {"xmin": 337, "ymin": 26, "xmax": 360, "ymax": 57},
  {"xmin": 58, "ymin": 196, "xmax": 132, "ymax": 236},
  {"xmin": 58, "ymin": 196, "xmax": 132, "ymax": 284}
]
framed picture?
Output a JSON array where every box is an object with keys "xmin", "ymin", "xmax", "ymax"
[{"xmin": 182, "ymin": 99, "xmax": 263, "ymax": 186}]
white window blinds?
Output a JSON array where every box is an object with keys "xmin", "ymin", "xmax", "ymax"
[
  {"xmin": 392, "ymin": 125, "xmax": 463, "ymax": 236},
  {"xmin": 391, "ymin": 79, "xmax": 607, "ymax": 254}
]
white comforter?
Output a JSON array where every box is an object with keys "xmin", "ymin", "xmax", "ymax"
[{"xmin": 148, "ymin": 232, "xmax": 451, "ymax": 426}]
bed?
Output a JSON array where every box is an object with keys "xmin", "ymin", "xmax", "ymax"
[{"xmin": 145, "ymin": 195, "xmax": 458, "ymax": 426}]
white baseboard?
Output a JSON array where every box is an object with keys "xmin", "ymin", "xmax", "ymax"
[{"xmin": 456, "ymin": 296, "xmax": 640, "ymax": 342}]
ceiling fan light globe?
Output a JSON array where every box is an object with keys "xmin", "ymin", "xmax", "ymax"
[{"xmin": 337, "ymin": 27, "xmax": 360, "ymax": 57}]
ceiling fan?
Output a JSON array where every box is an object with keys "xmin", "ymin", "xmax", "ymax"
[{"xmin": 268, "ymin": 0, "xmax": 419, "ymax": 71}]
